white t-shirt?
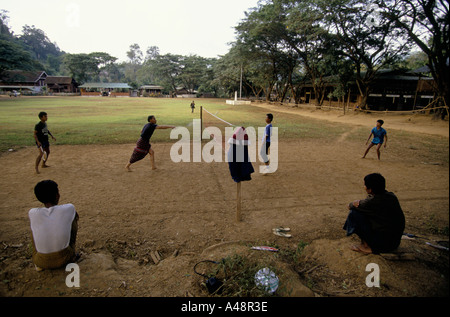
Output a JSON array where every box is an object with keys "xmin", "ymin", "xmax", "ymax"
[{"xmin": 29, "ymin": 204, "xmax": 77, "ymax": 254}]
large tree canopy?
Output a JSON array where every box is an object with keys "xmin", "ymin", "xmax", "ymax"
[
  {"xmin": 1, "ymin": 2, "xmax": 448, "ymax": 110},
  {"xmin": 382, "ymin": 0, "xmax": 449, "ymax": 108}
]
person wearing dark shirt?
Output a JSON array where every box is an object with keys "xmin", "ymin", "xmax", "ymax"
[
  {"xmin": 343, "ymin": 173, "xmax": 405, "ymax": 254},
  {"xmin": 34, "ymin": 112, "xmax": 56, "ymax": 174},
  {"xmin": 125, "ymin": 115, "xmax": 175, "ymax": 171}
]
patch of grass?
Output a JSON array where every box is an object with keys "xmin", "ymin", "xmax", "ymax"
[
  {"xmin": 204, "ymin": 254, "xmax": 280, "ymax": 297},
  {"xmin": 0, "ymin": 96, "xmax": 205, "ymax": 151},
  {"xmin": 270, "ymin": 240, "xmax": 309, "ymax": 264},
  {"xmin": 426, "ymin": 214, "xmax": 450, "ymax": 235},
  {"xmin": 198, "ymin": 241, "xmax": 311, "ymax": 297}
]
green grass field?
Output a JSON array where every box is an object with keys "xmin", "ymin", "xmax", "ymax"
[
  {"xmin": 1, "ymin": 96, "xmax": 448, "ymax": 164},
  {"xmin": 0, "ymin": 96, "xmax": 352, "ymax": 152}
]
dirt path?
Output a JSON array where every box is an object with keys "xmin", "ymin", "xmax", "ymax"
[{"xmin": 251, "ymin": 102, "xmax": 449, "ymax": 138}]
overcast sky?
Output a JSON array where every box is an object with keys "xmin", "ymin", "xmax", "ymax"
[{"xmin": 2, "ymin": 0, "xmax": 260, "ymax": 61}]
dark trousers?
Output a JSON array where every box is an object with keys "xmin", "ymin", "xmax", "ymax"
[{"xmin": 343, "ymin": 209, "xmax": 400, "ymax": 254}]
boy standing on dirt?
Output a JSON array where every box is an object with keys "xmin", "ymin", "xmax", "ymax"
[
  {"xmin": 362, "ymin": 119, "xmax": 387, "ymax": 160},
  {"xmin": 34, "ymin": 112, "xmax": 56, "ymax": 174},
  {"xmin": 261, "ymin": 113, "xmax": 273, "ymax": 173}
]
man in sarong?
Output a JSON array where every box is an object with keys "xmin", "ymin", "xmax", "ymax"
[
  {"xmin": 343, "ymin": 173, "xmax": 405, "ymax": 254},
  {"xmin": 125, "ymin": 115, "xmax": 175, "ymax": 171}
]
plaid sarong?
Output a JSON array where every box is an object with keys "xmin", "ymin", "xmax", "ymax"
[{"xmin": 129, "ymin": 137, "xmax": 151, "ymax": 164}]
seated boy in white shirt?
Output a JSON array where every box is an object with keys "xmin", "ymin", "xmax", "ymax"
[{"xmin": 29, "ymin": 180, "xmax": 79, "ymax": 271}]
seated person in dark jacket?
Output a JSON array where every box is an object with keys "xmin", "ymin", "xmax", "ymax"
[{"xmin": 343, "ymin": 173, "xmax": 405, "ymax": 254}]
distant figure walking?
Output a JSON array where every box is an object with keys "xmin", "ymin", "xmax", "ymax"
[{"xmin": 190, "ymin": 101, "xmax": 195, "ymax": 113}]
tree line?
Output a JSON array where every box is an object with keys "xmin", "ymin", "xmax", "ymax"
[{"xmin": 1, "ymin": 0, "xmax": 448, "ymax": 109}]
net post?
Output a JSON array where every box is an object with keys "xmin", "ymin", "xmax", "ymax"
[
  {"xmin": 236, "ymin": 181, "xmax": 242, "ymax": 222},
  {"xmin": 200, "ymin": 106, "xmax": 203, "ymax": 141}
]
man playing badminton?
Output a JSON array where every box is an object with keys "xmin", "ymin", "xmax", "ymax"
[
  {"xmin": 125, "ymin": 115, "xmax": 176, "ymax": 171},
  {"xmin": 34, "ymin": 112, "xmax": 56, "ymax": 174},
  {"xmin": 362, "ymin": 119, "xmax": 388, "ymax": 160}
]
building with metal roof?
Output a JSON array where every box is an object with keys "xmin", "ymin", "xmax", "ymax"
[
  {"xmin": 78, "ymin": 82, "xmax": 133, "ymax": 97},
  {"xmin": 79, "ymin": 83, "xmax": 132, "ymax": 89}
]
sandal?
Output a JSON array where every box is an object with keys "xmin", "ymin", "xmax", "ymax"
[
  {"xmin": 273, "ymin": 227, "xmax": 291, "ymax": 232},
  {"xmin": 272, "ymin": 229, "xmax": 292, "ymax": 238}
]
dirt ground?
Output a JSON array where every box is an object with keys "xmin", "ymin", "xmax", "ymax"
[{"xmin": 0, "ymin": 104, "xmax": 448, "ymax": 298}]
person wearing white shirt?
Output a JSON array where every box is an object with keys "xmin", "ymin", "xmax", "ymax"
[{"xmin": 29, "ymin": 180, "xmax": 79, "ymax": 271}]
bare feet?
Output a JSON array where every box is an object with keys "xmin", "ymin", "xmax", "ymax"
[
  {"xmin": 125, "ymin": 163, "xmax": 132, "ymax": 172},
  {"xmin": 350, "ymin": 243, "xmax": 372, "ymax": 254}
]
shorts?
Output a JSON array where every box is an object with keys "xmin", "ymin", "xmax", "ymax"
[{"xmin": 36, "ymin": 141, "xmax": 50, "ymax": 149}]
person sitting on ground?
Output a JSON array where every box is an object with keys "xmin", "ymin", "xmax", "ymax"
[
  {"xmin": 343, "ymin": 173, "xmax": 405, "ymax": 254},
  {"xmin": 29, "ymin": 180, "xmax": 79, "ymax": 271}
]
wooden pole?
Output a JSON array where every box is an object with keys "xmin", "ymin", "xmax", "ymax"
[
  {"xmin": 240, "ymin": 64, "xmax": 243, "ymax": 100},
  {"xmin": 200, "ymin": 106, "xmax": 203, "ymax": 141},
  {"xmin": 236, "ymin": 182, "xmax": 242, "ymax": 222}
]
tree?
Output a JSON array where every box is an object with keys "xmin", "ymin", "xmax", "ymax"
[
  {"xmin": 0, "ymin": 37, "xmax": 43, "ymax": 76},
  {"xmin": 0, "ymin": 12, "xmax": 43, "ymax": 76},
  {"xmin": 0, "ymin": 10, "xmax": 44, "ymax": 78},
  {"xmin": 234, "ymin": 1, "xmax": 300, "ymax": 102},
  {"xmin": 127, "ymin": 43, "xmax": 143, "ymax": 65},
  {"xmin": 317, "ymin": 0, "xmax": 411, "ymax": 109},
  {"xmin": 19, "ymin": 25, "xmax": 63, "ymax": 62},
  {"xmin": 382, "ymin": 0, "xmax": 449, "ymax": 113},
  {"xmin": 282, "ymin": 0, "xmax": 345, "ymax": 107},
  {"xmin": 148, "ymin": 53, "xmax": 184, "ymax": 94},
  {"xmin": 63, "ymin": 52, "xmax": 118, "ymax": 84},
  {"xmin": 212, "ymin": 48, "xmax": 245, "ymax": 98},
  {"xmin": 1, "ymin": 10, "xmax": 12, "ymax": 36},
  {"xmin": 178, "ymin": 55, "xmax": 209, "ymax": 94},
  {"xmin": 123, "ymin": 43, "xmax": 144, "ymax": 84},
  {"xmin": 89, "ymin": 52, "xmax": 118, "ymax": 82},
  {"xmin": 145, "ymin": 46, "xmax": 160, "ymax": 62},
  {"xmin": 90, "ymin": 52, "xmax": 118, "ymax": 68},
  {"xmin": 197, "ymin": 58, "xmax": 218, "ymax": 97}
]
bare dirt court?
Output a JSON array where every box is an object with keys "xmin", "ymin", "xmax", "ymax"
[{"xmin": 0, "ymin": 104, "xmax": 448, "ymax": 298}]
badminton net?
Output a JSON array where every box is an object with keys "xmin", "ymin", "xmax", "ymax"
[{"xmin": 201, "ymin": 107, "xmax": 237, "ymax": 147}]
